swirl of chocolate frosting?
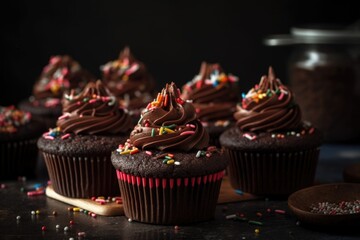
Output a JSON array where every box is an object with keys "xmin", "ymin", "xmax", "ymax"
[
  {"xmin": 235, "ymin": 67, "xmax": 302, "ymax": 132},
  {"xmin": 101, "ymin": 47, "xmax": 155, "ymax": 109},
  {"xmin": 129, "ymin": 82, "xmax": 209, "ymax": 151},
  {"xmin": 57, "ymin": 80, "xmax": 132, "ymax": 135},
  {"xmin": 33, "ymin": 55, "xmax": 92, "ymax": 100},
  {"xmin": 181, "ymin": 62, "xmax": 239, "ymax": 122}
]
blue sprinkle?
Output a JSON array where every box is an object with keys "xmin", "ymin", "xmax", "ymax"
[
  {"xmin": 242, "ymin": 93, "xmax": 246, "ymax": 99},
  {"xmin": 235, "ymin": 189, "xmax": 244, "ymax": 195}
]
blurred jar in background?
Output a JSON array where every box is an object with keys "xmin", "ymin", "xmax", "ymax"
[{"xmin": 264, "ymin": 24, "xmax": 360, "ymax": 143}]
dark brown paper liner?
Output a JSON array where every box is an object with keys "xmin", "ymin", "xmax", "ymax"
[
  {"xmin": 116, "ymin": 170, "xmax": 225, "ymax": 225},
  {"xmin": 42, "ymin": 152, "xmax": 119, "ymax": 198},
  {"xmin": 0, "ymin": 139, "xmax": 38, "ymax": 180},
  {"xmin": 224, "ymin": 148, "xmax": 320, "ymax": 195}
]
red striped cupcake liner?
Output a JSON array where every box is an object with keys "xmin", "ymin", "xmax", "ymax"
[{"xmin": 116, "ymin": 170, "xmax": 225, "ymax": 225}]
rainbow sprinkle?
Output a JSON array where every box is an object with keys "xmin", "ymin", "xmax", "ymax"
[{"xmin": 0, "ymin": 106, "xmax": 31, "ymax": 133}]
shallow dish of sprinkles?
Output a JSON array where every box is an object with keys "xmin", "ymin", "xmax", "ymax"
[{"xmin": 288, "ymin": 183, "xmax": 360, "ymax": 227}]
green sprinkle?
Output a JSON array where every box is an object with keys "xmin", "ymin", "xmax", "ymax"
[
  {"xmin": 165, "ymin": 156, "xmax": 172, "ymax": 159},
  {"xmin": 162, "ymin": 159, "xmax": 168, "ymax": 164},
  {"xmin": 165, "ymin": 124, "xmax": 176, "ymax": 129},
  {"xmin": 151, "ymin": 128, "xmax": 155, "ymax": 137},
  {"xmin": 83, "ymin": 97, "xmax": 89, "ymax": 102},
  {"xmin": 248, "ymin": 220, "xmax": 263, "ymax": 226}
]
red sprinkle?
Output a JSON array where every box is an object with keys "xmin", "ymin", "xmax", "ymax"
[{"xmin": 274, "ymin": 209, "xmax": 286, "ymax": 214}]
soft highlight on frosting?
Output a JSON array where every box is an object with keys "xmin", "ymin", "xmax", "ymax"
[
  {"xmin": 181, "ymin": 62, "xmax": 239, "ymax": 122},
  {"xmin": 235, "ymin": 67, "xmax": 302, "ymax": 132},
  {"xmin": 101, "ymin": 46, "xmax": 154, "ymax": 110},
  {"xmin": 57, "ymin": 80, "xmax": 132, "ymax": 135},
  {"xmin": 129, "ymin": 82, "xmax": 209, "ymax": 151}
]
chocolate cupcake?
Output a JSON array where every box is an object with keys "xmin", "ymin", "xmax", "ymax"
[
  {"xmin": 37, "ymin": 80, "xmax": 133, "ymax": 198},
  {"xmin": 101, "ymin": 46, "xmax": 155, "ymax": 122},
  {"xmin": 220, "ymin": 67, "xmax": 323, "ymax": 196},
  {"xmin": 181, "ymin": 62, "xmax": 239, "ymax": 146},
  {"xmin": 111, "ymin": 82, "xmax": 227, "ymax": 225},
  {"xmin": 19, "ymin": 55, "xmax": 94, "ymax": 129},
  {"xmin": 0, "ymin": 106, "xmax": 44, "ymax": 180}
]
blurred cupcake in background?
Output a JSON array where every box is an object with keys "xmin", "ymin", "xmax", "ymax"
[
  {"xmin": 100, "ymin": 46, "xmax": 155, "ymax": 122},
  {"xmin": 181, "ymin": 62, "xmax": 239, "ymax": 146},
  {"xmin": 0, "ymin": 105, "xmax": 44, "ymax": 180},
  {"xmin": 19, "ymin": 55, "xmax": 95, "ymax": 129}
]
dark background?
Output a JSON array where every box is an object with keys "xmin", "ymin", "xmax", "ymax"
[{"xmin": 1, "ymin": 0, "xmax": 359, "ymax": 106}]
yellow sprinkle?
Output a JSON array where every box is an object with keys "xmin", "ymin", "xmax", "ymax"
[
  {"xmin": 120, "ymin": 150, "xmax": 131, "ymax": 155},
  {"xmin": 73, "ymin": 208, "xmax": 80, "ymax": 212},
  {"xmin": 166, "ymin": 159, "xmax": 175, "ymax": 165},
  {"xmin": 152, "ymin": 101, "xmax": 159, "ymax": 106},
  {"xmin": 159, "ymin": 127, "xmax": 164, "ymax": 135},
  {"xmin": 164, "ymin": 128, "xmax": 174, "ymax": 133}
]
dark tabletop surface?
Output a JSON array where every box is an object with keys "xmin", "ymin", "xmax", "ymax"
[{"xmin": 1, "ymin": 144, "xmax": 360, "ymax": 240}]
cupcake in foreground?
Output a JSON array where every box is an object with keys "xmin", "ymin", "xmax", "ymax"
[
  {"xmin": 19, "ymin": 55, "xmax": 94, "ymax": 129},
  {"xmin": 101, "ymin": 46, "xmax": 155, "ymax": 121},
  {"xmin": 0, "ymin": 106, "xmax": 44, "ymax": 180},
  {"xmin": 181, "ymin": 62, "xmax": 239, "ymax": 146},
  {"xmin": 111, "ymin": 82, "xmax": 228, "ymax": 225},
  {"xmin": 220, "ymin": 67, "xmax": 322, "ymax": 196},
  {"xmin": 37, "ymin": 80, "xmax": 133, "ymax": 198}
]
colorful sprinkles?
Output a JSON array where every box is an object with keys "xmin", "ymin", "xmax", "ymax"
[
  {"xmin": 310, "ymin": 200, "xmax": 360, "ymax": 215},
  {"xmin": 184, "ymin": 63, "xmax": 238, "ymax": 90},
  {"xmin": 0, "ymin": 106, "xmax": 31, "ymax": 133}
]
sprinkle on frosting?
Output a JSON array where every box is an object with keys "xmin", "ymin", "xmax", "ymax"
[
  {"xmin": 0, "ymin": 106, "xmax": 31, "ymax": 133},
  {"xmin": 33, "ymin": 55, "xmax": 88, "ymax": 100},
  {"xmin": 181, "ymin": 62, "xmax": 239, "ymax": 122},
  {"xmin": 101, "ymin": 46, "xmax": 154, "ymax": 110},
  {"xmin": 235, "ymin": 67, "xmax": 302, "ymax": 135},
  {"xmin": 128, "ymin": 82, "xmax": 209, "ymax": 151},
  {"xmin": 57, "ymin": 80, "xmax": 133, "ymax": 135}
]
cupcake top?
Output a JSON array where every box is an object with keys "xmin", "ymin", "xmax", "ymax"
[
  {"xmin": 55, "ymin": 80, "xmax": 133, "ymax": 135},
  {"xmin": 0, "ymin": 106, "xmax": 43, "ymax": 141},
  {"xmin": 235, "ymin": 67, "xmax": 302, "ymax": 133},
  {"xmin": 220, "ymin": 67, "xmax": 322, "ymax": 150},
  {"xmin": 129, "ymin": 82, "xmax": 209, "ymax": 151},
  {"xmin": 32, "ymin": 55, "xmax": 93, "ymax": 104},
  {"xmin": 112, "ymin": 83, "xmax": 228, "ymax": 178},
  {"xmin": 181, "ymin": 62, "xmax": 239, "ymax": 126},
  {"xmin": 100, "ymin": 46, "xmax": 155, "ymax": 111}
]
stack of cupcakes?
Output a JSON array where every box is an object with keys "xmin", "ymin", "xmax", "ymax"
[
  {"xmin": 101, "ymin": 46, "xmax": 155, "ymax": 122},
  {"xmin": 220, "ymin": 67, "xmax": 323, "ymax": 196},
  {"xmin": 111, "ymin": 82, "xmax": 228, "ymax": 224},
  {"xmin": 37, "ymin": 80, "xmax": 133, "ymax": 198},
  {"xmin": 181, "ymin": 62, "xmax": 239, "ymax": 146}
]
